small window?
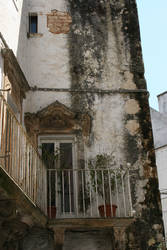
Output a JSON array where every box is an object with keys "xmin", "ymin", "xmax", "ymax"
[{"xmin": 29, "ymin": 14, "xmax": 38, "ymax": 33}]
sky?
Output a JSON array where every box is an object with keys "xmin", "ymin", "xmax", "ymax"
[{"xmin": 136, "ymin": 0, "xmax": 167, "ymax": 110}]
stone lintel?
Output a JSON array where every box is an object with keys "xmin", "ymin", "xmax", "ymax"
[{"xmin": 48, "ymin": 218, "xmax": 134, "ymax": 229}]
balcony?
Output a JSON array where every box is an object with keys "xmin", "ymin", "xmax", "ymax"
[
  {"xmin": 0, "ymin": 94, "xmax": 133, "ymax": 220},
  {"xmin": 47, "ymin": 168, "xmax": 133, "ymax": 219}
]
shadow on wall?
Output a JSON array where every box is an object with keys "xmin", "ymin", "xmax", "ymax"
[
  {"xmin": 3, "ymin": 226, "xmax": 55, "ymax": 250},
  {"xmin": 63, "ymin": 230, "xmax": 115, "ymax": 250},
  {"xmin": 21, "ymin": 227, "xmax": 55, "ymax": 250}
]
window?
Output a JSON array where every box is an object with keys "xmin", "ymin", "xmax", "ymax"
[{"xmin": 29, "ymin": 13, "xmax": 38, "ymax": 33}]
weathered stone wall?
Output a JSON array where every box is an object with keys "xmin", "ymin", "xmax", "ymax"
[
  {"xmin": 63, "ymin": 230, "xmax": 114, "ymax": 250},
  {"xmin": 23, "ymin": 1, "xmax": 164, "ymax": 248}
]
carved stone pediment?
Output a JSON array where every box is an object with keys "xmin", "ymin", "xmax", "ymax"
[
  {"xmin": 40, "ymin": 114, "xmax": 71, "ymax": 129},
  {"xmin": 37, "ymin": 101, "xmax": 74, "ymax": 118},
  {"xmin": 24, "ymin": 101, "xmax": 91, "ymax": 145},
  {"xmin": 37, "ymin": 101, "xmax": 75, "ymax": 130}
]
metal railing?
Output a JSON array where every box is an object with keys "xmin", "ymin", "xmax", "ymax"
[
  {"xmin": 0, "ymin": 94, "xmax": 47, "ymax": 215},
  {"xmin": 47, "ymin": 168, "xmax": 133, "ymax": 219}
]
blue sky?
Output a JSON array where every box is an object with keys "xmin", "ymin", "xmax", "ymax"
[{"xmin": 136, "ymin": 0, "xmax": 167, "ymax": 110}]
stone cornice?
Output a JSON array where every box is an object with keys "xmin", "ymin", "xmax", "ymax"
[
  {"xmin": 2, "ymin": 48, "xmax": 30, "ymax": 97},
  {"xmin": 30, "ymin": 86, "xmax": 149, "ymax": 95}
]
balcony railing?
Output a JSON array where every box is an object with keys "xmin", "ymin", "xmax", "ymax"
[
  {"xmin": 0, "ymin": 94, "xmax": 47, "ymax": 215},
  {"xmin": 47, "ymin": 168, "xmax": 133, "ymax": 219}
]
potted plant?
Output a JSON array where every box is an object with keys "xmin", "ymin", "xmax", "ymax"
[
  {"xmin": 47, "ymin": 204, "xmax": 57, "ymax": 219},
  {"xmin": 88, "ymin": 153, "xmax": 120, "ymax": 217}
]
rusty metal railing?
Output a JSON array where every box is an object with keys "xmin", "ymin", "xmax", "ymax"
[{"xmin": 0, "ymin": 94, "xmax": 47, "ymax": 215}]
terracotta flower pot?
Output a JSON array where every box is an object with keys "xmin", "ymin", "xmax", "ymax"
[
  {"xmin": 47, "ymin": 206, "xmax": 56, "ymax": 219},
  {"xmin": 98, "ymin": 204, "xmax": 117, "ymax": 217}
]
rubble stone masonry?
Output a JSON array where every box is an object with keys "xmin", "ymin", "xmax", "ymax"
[{"xmin": 47, "ymin": 10, "xmax": 72, "ymax": 34}]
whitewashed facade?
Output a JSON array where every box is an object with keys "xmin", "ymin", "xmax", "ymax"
[{"xmin": 151, "ymin": 92, "xmax": 167, "ymax": 239}]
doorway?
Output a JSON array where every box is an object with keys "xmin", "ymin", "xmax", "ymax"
[{"xmin": 39, "ymin": 135, "xmax": 76, "ymax": 216}]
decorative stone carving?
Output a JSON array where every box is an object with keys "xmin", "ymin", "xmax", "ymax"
[
  {"xmin": 113, "ymin": 227, "xmax": 126, "ymax": 250},
  {"xmin": 24, "ymin": 101, "xmax": 91, "ymax": 145}
]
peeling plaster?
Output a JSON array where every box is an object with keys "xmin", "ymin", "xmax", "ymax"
[
  {"xmin": 125, "ymin": 120, "xmax": 139, "ymax": 135},
  {"xmin": 122, "ymin": 71, "xmax": 137, "ymax": 89},
  {"xmin": 125, "ymin": 99, "xmax": 140, "ymax": 115}
]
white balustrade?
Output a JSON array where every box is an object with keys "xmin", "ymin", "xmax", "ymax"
[{"xmin": 47, "ymin": 168, "xmax": 133, "ymax": 219}]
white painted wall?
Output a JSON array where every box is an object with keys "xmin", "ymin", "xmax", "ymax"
[
  {"xmin": 0, "ymin": 0, "xmax": 22, "ymax": 53},
  {"xmin": 156, "ymin": 147, "xmax": 167, "ymax": 191},
  {"xmin": 0, "ymin": 0, "xmax": 28, "ymax": 78},
  {"xmin": 155, "ymin": 147, "xmax": 167, "ymax": 237},
  {"xmin": 22, "ymin": 0, "xmax": 71, "ymax": 111},
  {"xmin": 158, "ymin": 92, "xmax": 167, "ymax": 115},
  {"xmin": 151, "ymin": 97, "xmax": 167, "ymax": 237},
  {"xmin": 86, "ymin": 94, "xmax": 125, "ymax": 163},
  {"xmin": 150, "ymin": 108, "xmax": 167, "ymax": 148},
  {"xmin": 23, "ymin": 91, "xmax": 71, "ymax": 113},
  {"xmin": 25, "ymin": 0, "xmax": 70, "ymax": 86}
]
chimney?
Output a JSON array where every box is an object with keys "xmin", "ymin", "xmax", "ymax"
[{"xmin": 157, "ymin": 91, "xmax": 167, "ymax": 114}]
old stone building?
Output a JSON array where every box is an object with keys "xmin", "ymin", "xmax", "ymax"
[
  {"xmin": 0, "ymin": 0, "xmax": 165, "ymax": 249},
  {"xmin": 151, "ymin": 92, "xmax": 167, "ymax": 242}
]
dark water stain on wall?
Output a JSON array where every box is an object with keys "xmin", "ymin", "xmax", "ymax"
[
  {"xmin": 121, "ymin": 0, "xmax": 145, "ymax": 87},
  {"xmin": 119, "ymin": 1, "xmax": 164, "ymax": 246},
  {"xmin": 66, "ymin": 0, "xmax": 108, "ymax": 113}
]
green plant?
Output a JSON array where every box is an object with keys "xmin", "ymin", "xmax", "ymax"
[
  {"xmin": 39, "ymin": 145, "xmax": 60, "ymax": 169},
  {"xmin": 88, "ymin": 153, "xmax": 121, "ymax": 203}
]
